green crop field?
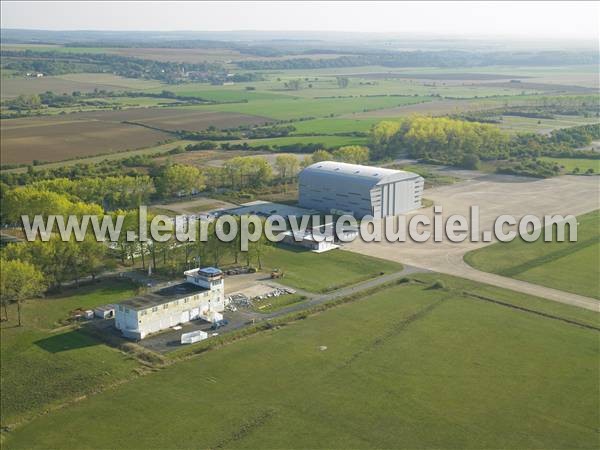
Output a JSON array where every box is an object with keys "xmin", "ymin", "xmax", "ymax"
[
  {"xmin": 161, "ymin": 84, "xmax": 289, "ymax": 102},
  {"xmin": 498, "ymin": 115, "xmax": 600, "ymax": 134},
  {"xmin": 538, "ymin": 157, "xmax": 600, "ymax": 174},
  {"xmin": 3, "ymin": 273, "xmax": 597, "ymax": 449},
  {"xmin": 284, "ymin": 81, "xmax": 543, "ymax": 99},
  {"xmin": 290, "ymin": 117, "xmax": 380, "ymax": 134},
  {"xmin": 465, "ymin": 210, "xmax": 600, "ymax": 298},
  {"xmin": 0, "ymin": 280, "xmax": 140, "ymax": 427},
  {"xmin": 261, "ymin": 246, "xmax": 403, "ymax": 293},
  {"xmin": 0, "ymin": 73, "xmax": 163, "ymax": 99},
  {"xmin": 237, "ymin": 134, "xmax": 369, "ymax": 148},
  {"xmin": 188, "ymin": 95, "xmax": 431, "ymax": 120}
]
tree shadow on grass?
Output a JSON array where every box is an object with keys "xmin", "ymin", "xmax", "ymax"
[{"xmin": 35, "ymin": 330, "xmax": 99, "ymax": 353}]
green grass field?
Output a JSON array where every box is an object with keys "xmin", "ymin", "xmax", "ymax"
[
  {"xmin": 538, "ymin": 156, "xmax": 600, "ymax": 174},
  {"xmin": 0, "ymin": 96, "xmax": 183, "ymax": 118},
  {"xmin": 0, "ymin": 280, "xmax": 140, "ymax": 427},
  {"xmin": 163, "ymin": 84, "xmax": 288, "ymax": 102},
  {"xmin": 499, "ymin": 115, "xmax": 600, "ymax": 134},
  {"xmin": 290, "ymin": 117, "xmax": 380, "ymax": 134},
  {"xmin": 236, "ymin": 134, "xmax": 369, "ymax": 148},
  {"xmin": 3, "ymin": 273, "xmax": 597, "ymax": 449},
  {"xmin": 465, "ymin": 210, "xmax": 600, "ymax": 298},
  {"xmin": 261, "ymin": 246, "xmax": 403, "ymax": 293},
  {"xmin": 188, "ymin": 95, "xmax": 431, "ymax": 120}
]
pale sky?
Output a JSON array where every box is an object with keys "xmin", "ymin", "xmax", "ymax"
[{"xmin": 1, "ymin": 1, "xmax": 598, "ymax": 40}]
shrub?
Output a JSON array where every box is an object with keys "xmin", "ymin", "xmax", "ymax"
[
  {"xmin": 460, "ymin": 154, "xmax": 481, "ymax": 170},
  {"xmin": 431, "ymin": 280, "xmax": 446, "ymax": 289}
]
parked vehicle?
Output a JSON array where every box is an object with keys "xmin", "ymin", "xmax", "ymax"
[{"xmin": 211, "ymin": 319, "xmax": 229, "ymax": 330}]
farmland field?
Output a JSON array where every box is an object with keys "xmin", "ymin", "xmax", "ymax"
[
  {"xmin": 235, "ymin": 134, "xmax": 369, "ymax": 148},
  {"xmin": 0, "ymin": 73, "xmax": 162, "ymax": 98},
  {"xmin": 63, "ymin": 108, "xmax": 272, "ymax": 132},
  {"xmin": 0, "ymin": 109, "xmax": 270, "ymax": 165},
  {"xmin": 162, "ymin": 84, "xmax": 290, "ymax": 102},
  {"xmin": 0, "ymin": 140, "xmax": 198, "ymax": 173},
  {"xmin": 193, "ymin": 95, "xmax": 432, "ymax": 120},
  {"xmin": 0, "ymin": 280, "xmax": 140, "ymax": 427},
  {"xmin": 348, "ymin": 97, "xmax": 518, "ymax": 118},
  {"xmin": 3, "ymin": 273, "xmax": 597, "ymax": 449},
  {"xmin": 290, "ymin": 117, "xmax": 380, "ymax": 134},
  {"xmin": 498, "ymin": 114, "xmax": 600, "ymax": 134},
  {"xmin": 0, "ymin": 96, "xmax": 183, "ymax": 119},
  {"xmin": 0, "ymin": 116, "xmax": 171, "ymax": 165},
  {"xmin": 464, "ymin": 210, "xmax": 600, "ymax": 298}
]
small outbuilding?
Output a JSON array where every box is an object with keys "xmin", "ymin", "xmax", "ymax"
[{"xmin": 94, "ymin": 304, "xmax": 116, "ymax": 319}]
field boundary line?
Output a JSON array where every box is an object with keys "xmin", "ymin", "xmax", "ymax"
[
  {"xmin": 336, "ymin": 296, "xmax": 447, "ymax": 370},
  {"xmin": 497, "ymin": 237, "xmax": 599, "ymax": 278},
  {"xmin": 121, "ymin": 120, "xmax": 176, "ymax": 135},
  {"xmin": 463, "ymin": 291, "xmax": 600, "ymax": 331},
  {"xmin": 210, "ymin": 408, "xmax": 277, "ymax": 450}
]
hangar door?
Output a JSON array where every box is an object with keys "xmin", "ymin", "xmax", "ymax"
[{"xmin": 380, "ymin": 182, "xmax": 409, "ymax": 216}]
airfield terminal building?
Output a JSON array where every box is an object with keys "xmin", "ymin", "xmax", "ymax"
[
  {"xmin": 115, "ymin": 267, "xmax": 225, "ymax": 340},
  {"xmin": 298, "ymin": 161, "xmax": 424, "ymax": 218}
]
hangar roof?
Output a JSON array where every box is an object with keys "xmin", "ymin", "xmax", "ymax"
[{"xmin": 300, "ymin": 161, "xmax": 420, "ymax": 188}]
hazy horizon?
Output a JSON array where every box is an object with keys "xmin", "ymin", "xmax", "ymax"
[{"xmin": 1, "ymin": 1, "xmax": 598, "ymax": 41}]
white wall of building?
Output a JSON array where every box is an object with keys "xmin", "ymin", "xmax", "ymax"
[
  {"xmin": 299, "ymin": 161, "xmax": 424, "ymax": 218},
  {"xmin": 115, "ymin": 270, "xmax": 225, "ymax": 340}
]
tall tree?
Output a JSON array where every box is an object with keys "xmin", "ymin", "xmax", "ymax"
[
  {"xmin": 311, "ymin": 149, "xmax": 333, "ymax": 163},
  {"xmin": 333, "ymin": 146, "xmax": 370, "ymax": 164},
  {"xmin": 0, "ymin": 258, "xmax": 46, "ymax": 326},
  {"xmin": 156, "ymin": 164, "xmax": 205, "ymax": 198},
  {"xmin": 275, "ymin": 154, "xmax": 300, "ymax": 192},
  {"xmin": 336, "ymin": 76, "xmax": 350, "ymax": 88}
]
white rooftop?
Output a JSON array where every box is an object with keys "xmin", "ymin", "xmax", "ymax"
[{"xmin": 301, "ymin": 161, "xmax": 419, "ymax": 185}]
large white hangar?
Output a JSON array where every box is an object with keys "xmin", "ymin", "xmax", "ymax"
[{"xmin": 298, "ymin": 161, "xmax": 424, "ymax": 218}]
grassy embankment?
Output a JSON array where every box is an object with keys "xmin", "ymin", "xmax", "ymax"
[{"xmin": 465, "ymin": 210, "xmax": 600, "ymax": 298}]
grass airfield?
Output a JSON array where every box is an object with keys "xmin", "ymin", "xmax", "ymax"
[
  {"xmin": 465, "ymin": 210, "xmax": 600, "ymax": 299},
  {"xmin": 3, "ymin": 274, "xmax": 597, "ymax": 449}
]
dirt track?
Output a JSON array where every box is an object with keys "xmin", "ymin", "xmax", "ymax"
[{"xmin": 344, "ymin": 173, "xmax": 600, "ymax": 311}]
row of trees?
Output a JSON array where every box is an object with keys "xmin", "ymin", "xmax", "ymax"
[
  {"xmin": 2, "ymin": 186, "xmax": 103, "ymax": 225},
  {"xmin": 238, "ymin": 50, "xmax": 598, "ymax": 71},
  {"xmin": 2, "ymin": 164, "xmax": 208, "ymax": 224},
  {"xmin": 31, "ymin": 176, "xmax": 155, "ymax": 210},
  {"xmin": 2, "ymin": 49, "xmax": 225, "ymax": 83},
  {"xmin": 202, "ymin": 147, "xmax": 370, "ymax": 191},
  {"xmin": 1, "ymin": 236, "xmax": 110, "ymax": 325},
  {"xmin": 0, "ymin": 210, "xmax": 275, "ymax": 324},
  {"xmin": 368, "ymin": 116, "xmax": 599, "ymax": 176},
  {"xmin": 311, "ymin": 146, "xmax": 370, "ymax": 164},
  {"xmin": 370, "ymin": 116, "xmax": 509, "ymax": 164}
]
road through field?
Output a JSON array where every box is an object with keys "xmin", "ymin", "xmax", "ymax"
[{"xmin": 345, "ymin": 174, "xmax": 600, "ymax": 311}]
